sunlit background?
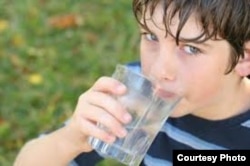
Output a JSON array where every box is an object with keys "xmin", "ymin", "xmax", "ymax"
[{"xmin": 0, "ymin": 0, "xmax": 139, "ymax": 165}]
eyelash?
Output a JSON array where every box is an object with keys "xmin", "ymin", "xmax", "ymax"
[
  {"xmin": 181, "ymin": 45, "xmax": 202, "ymax": 56},
  {"xmin": 141, "ymin": 32, "xmax": 158, "ymax": 42},
  {"xmin": 140, "ymin": 31, "xmax": 202, "ymax": 56}
]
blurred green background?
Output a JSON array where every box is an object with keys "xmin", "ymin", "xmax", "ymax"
[{"xmin": 0, "ymin": 0, "xmax": 139, "ymax": 165}]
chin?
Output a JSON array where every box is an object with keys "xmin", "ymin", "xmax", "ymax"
[
  {"xmin": 168, "ymin": 101, "xmax": 191, "ymax": 118},
  {"xmin": 169, "ymin": 112, "xmax": 188, "ymax": 118}
]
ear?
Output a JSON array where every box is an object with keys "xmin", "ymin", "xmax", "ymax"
[{"xmin": 235, "ymin": 41, "xmax": 250, "ymax": 77}]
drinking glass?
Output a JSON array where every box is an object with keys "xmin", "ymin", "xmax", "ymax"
[{"xmin": 89, "ymin": 64, "xmax": 180, "ymax": 166}]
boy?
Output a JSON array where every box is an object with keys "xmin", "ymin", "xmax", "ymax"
[{"xmin": 14, "ymin": 0, "xmax": 250, "ymax": 166}]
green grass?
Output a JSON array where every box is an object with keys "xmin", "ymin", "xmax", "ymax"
[{"xmin": 0, "ymin": 0, "xmax": 139, "ymax": 165}]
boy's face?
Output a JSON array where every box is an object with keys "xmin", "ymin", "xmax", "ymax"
[{"xmin": 139, "ymin": 5, "xmax": 240, "ymax": 118}]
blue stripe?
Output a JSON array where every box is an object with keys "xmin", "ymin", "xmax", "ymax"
[
  {"xmin": 241, "ymin": 120, "xmax": 250, "ymax": 128},
  {"xmin": 161, "ymin": 123, "xmax": 227, "ymax": 150},
  {"xmin": 144, "ymin": 154, "xmax": 172, "ymax": 166},
  {"xmin": 69, "ymin": 161, "xmax": 79, "ymax": 166},
  {"xmin": 127, "ymin": 62, "xmax": 141, "ymax": 74}
]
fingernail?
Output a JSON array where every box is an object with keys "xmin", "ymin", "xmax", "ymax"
[
  {"xmin": 123, "ymin": 113, "xmax": 132, "ymax": 123},
  {"xmin": 119, "ymin": 128, "xmax": 127, "ymax": 138},
  {"xmin": 116, "ymin": 83, "xmax": 126, "ymax": 92},
  {"xmin": 107, "ymin": 135, "xmax": 116, "ymax": 143}
]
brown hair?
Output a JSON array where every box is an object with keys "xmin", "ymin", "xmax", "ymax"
[{"xmin": 133, "ymin": 0, "xmax": 250, "ymax": 73}]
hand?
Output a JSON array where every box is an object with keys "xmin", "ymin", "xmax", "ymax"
[{"xmin": 65, "ymin": 76, "xmax": 132, "ymax": 152}]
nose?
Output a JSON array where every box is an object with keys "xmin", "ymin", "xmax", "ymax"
[{"xmin": 148, "ymin": 46, "xmax": 177, "ymax": 82}]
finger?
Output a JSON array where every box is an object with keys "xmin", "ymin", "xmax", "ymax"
[
  {"xmin": 86, "ymin": 90, "xmax": 132, "ymax": 124},
  {"xmin": 80, "ymin": 118, "xmax": 116, "ymax": 144},
  {"xmin": 91, "ymin": 76, "xmax": 126, "ymax": 95},
  {"xmin": 83, "ymin": 105, "xmax": 128, "ymax": 138}
]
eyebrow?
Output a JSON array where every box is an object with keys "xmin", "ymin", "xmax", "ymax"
[
  {"xmin": 187, "ymin": 41, "xmax": 212, "ymax": 48},
  {"xmin": 139, "ymin": 24, "xmax": 213, "ymax": 48},
  {"xmin": 178, "ymin": 38, "xmax": 213, "ymax": 48}
]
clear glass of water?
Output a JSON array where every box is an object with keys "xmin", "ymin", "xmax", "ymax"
[{"xmin": 89, "ymin": 64, "xmax": 181, "ymax": 166}]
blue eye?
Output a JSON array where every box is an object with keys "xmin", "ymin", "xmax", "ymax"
[
  {"xmin": 183, "ymin": 45, "xmax": 201, "ymax": 55},
  {"xmin": 141, "ymin": 32, "xmax": 158, "ymax": 41},
  {"xmin": 145, "ymin": 33, "xmax": 158, "ymax": 41}
]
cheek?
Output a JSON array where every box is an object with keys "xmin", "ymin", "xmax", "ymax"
[
  {"xmin": 140, "ymin": 45, "xmax": 156, "ymax": 75},
  {"xmin": 170, "ymin": 73, "xmax": 223, "ymax": 117},
  {"xmin": 140, "ymin": 55, "xmax": 150, "ymax": 75},
  {"xmin": 189, "ymin": 78, "xmax": 219, "ymax": 101},
  {"xmin": 182, "ymin": 67, "xmax": 224, "ymax": 106}
]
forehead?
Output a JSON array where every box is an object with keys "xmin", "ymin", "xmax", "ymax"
[{"xmin": 142, "ymin": 2, "xmax": 207, "ymax": 41}]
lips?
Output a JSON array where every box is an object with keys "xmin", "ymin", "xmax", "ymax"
[
  {"xmin": 155, "ymin": 88, "xmax": 176, "ymax": 99},
  {"xmin": 148, "ymin": 77, "xmax": 179, "ymax": 100}
]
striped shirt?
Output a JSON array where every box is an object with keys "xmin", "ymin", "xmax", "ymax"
[{"xmin": 72, "ymin": 62, "xmax": 250, "ymax": 166}]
